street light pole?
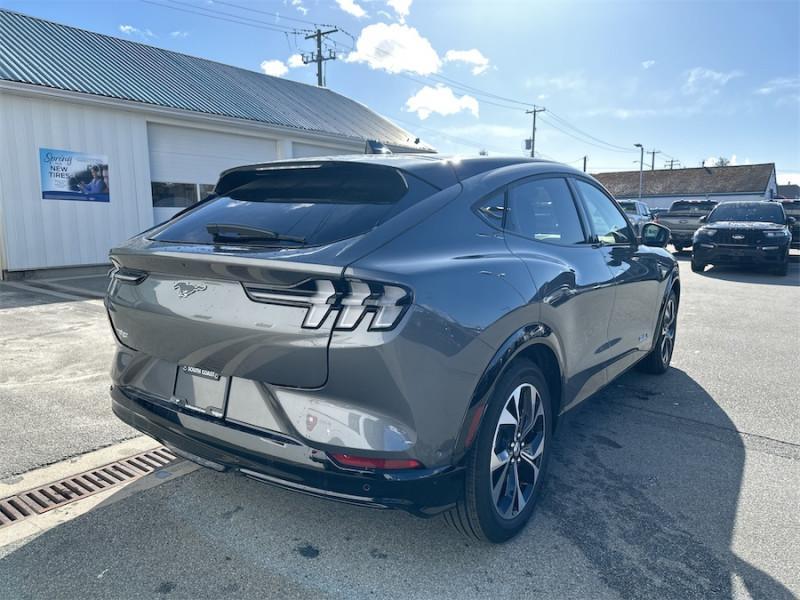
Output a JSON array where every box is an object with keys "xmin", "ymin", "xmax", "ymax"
[{"xmin": 634, "ymin": 143, "xmax": 644, "ymax": 201}]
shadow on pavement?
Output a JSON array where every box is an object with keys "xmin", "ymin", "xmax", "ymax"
[{"xmin": 0, "ymin": 369, "xmax": 793, "ymax": 599}]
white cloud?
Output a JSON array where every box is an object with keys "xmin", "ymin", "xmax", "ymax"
[
  {"xmin": 118, "ymin": 24, "xmax": 155, "ymax": 40},
  {"xmin": 755, "ymin": 76, "xmax": 800, "ymax": 95},
  {"xmin": 336, "ymin": 0, "xmax": 368, "ymax": 18},
  {"xmin": 170, "ymin": 30, "xmax": 189, "ymax": 38},
  {"xmin": 444, "ymin": 49, "xmax": 490, "ymax": 75},
  {"xmin": 641, "ymin": 60, "xmax": 656, "ymax": 69},
  {"xmin": 682, "ymin": 67, "xmax": 742, "ymax": 96},
  {"xmin": 287, "ymin": 54, "xmax": 306, "ymax": 68},
  {"xmin": 260, "ymin": 60, "xmax": 289, "ymax": 77},
  {"xmin": 387, "ymin": 0, "xmax": 412, "ymax": 21},
  {"xmin": 405, "ymin": 85, "xmax": 479, "ymax": 120},
  {"xmin": 346, "ymin": 23, "xmax": 440, "ymax": 75},
  {"xmin": 291, "ymin": 0, "xmax": 308, "ymax": 15}
]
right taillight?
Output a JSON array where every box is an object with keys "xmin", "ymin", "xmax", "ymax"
[{"xmin": 243, "ymin": 278, "xmax": 411, "ymax": 332}]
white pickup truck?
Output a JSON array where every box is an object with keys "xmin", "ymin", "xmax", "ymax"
[{"xmin": 657, "ymin": 200, "xmax": 718, "ymax": 251}]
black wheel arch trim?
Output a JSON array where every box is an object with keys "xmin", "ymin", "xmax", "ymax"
[{"xmin": 452, "ymin": 323, "xmax": 564, "ymax": 461}]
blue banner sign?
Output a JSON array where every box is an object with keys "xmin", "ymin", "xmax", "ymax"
[{"xmin": 39, "ymin": 148, "xmax": 110, "ymax": 202}]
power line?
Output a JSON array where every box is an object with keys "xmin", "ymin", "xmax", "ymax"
[{"xmin": 141, "ymin": 0, "xmax": 680, "ymax": 165}]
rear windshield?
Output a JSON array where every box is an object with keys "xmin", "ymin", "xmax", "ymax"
[
  {"xmin": 619, "ymin": 202, "xmax": 637, "ymax": 214},
  {"xmin": 152, "ymin": 163, "xmax": 439, "ymax": 248},
  {"xmin": 708, "ymin": 203, "xmax": 785, "ymax": 224},
  {"xmin": 670, "ymin": 201, "xmax": 717, "ymax": 212}
]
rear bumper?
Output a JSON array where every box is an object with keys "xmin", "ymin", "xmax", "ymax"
[
  {"xmin": 110, "ymin": 385, "xmax": 464, "ymax": 515},
  {"xmin": 693, "ymin": 243, "xmax": 789, "ymax": 265}
]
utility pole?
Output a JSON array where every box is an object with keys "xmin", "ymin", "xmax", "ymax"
[
  {"xmin": 665, "ymin": 159, "xmax": 679, "ymax": 170},
  {"xmin": 525, "ymin": 106, "xmax": 546, "ymax": 158},
  {"xmin": 583, "ymin": 156, "xmax": 587, "ymax": 173},
  {"xmin": 649, "ymin": 149, "xmax": 660, "ymax": 171},
  {"xmin": 634, "ymin": 143, "xmax": 644, "ymax": 201},
  {"xmin": 303, "ymin": 28, "xmax": 338, "ymax": 87}
]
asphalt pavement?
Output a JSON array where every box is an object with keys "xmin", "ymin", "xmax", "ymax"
[{"xmin": 0, "ymin": 258, "xmax": 798, "ymax": 599}]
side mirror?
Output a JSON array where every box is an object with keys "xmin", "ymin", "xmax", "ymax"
[
  {"xmin": 698, "ymin": 215, "xmax": 708, "ymax": 223},
  {"xmin": 787, "ymin": 216, "xmax": 797, "ymax": 226},
  {"xmin": 641, "ymin": 223, "xmax": 670, "ymax": 248}
]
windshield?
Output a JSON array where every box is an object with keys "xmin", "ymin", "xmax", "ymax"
[
  {"xmin": 708, "ymin": 203, "xmax": 785, "ymax": 224},
  {"xmin": 151, "ymin": 164, "xmax": 439, "ymax": 248},
  {"xmin": 670, "ymin": 201, "xmax": 716, "ymax": 212},
  {"xmin": 619, "ymin": 202, "xmax": 637, "ymax": 214}
]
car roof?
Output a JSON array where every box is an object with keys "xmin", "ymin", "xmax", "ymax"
[{"xmin": 217, "ymin": 154, "xmax": 572, "ymax": 193}]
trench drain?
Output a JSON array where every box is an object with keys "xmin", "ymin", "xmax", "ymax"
[{"xmin": 0, "ymin": 447, "xmax": 178, "ymax": 529}]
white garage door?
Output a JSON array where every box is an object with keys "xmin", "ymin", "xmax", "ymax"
[
  {"xmin": 293, "ymin": 142, "xmax": 351, "ymax": 158},
  {"xmin": 147, "ymin": 123, "xmax": 278, "ymax": 222}
]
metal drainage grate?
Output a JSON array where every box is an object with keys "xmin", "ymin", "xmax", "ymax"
[{"xmin": 0, "ymin": 447, "xmax": 178, "ymax": 528}]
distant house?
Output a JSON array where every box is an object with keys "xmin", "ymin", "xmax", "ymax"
[
  {"xmin": 778, "ymin": 184, "xmax": 800, "ymax": 199},
  {"xmin": 593, "ymin": 163, "xmax": 778, "ymax": 210}
]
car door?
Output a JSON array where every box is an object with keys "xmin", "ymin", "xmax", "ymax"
[
  {"xmin": 501, "ymin": 175, "xmax": 617, "ymax": 409},
  {"xmin": 572, "ymin": 178, "xmax": 664, "ymax": 380}
]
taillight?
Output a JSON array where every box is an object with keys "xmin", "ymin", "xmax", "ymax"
[
  {"xmin": 243, "ymin": 278, "xmax": 411, "ymax": 332},
  {"xmin": 329, "ymin": 453, "xmax": 422, "ymax": 470}
]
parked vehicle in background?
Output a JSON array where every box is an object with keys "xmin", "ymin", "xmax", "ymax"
[
  {"xmin": 106, "ymin": 155, "xmax": 680, "ymax": 543},
  {"xmin": 618, "ymin": 200, "xmax": 653, "ymax": 235},
  {"xmin": 781, "ymin": 200, "xmax": 800, "ymax": 248},
  {"xmin": 658, "ymin": 200, "xmax": 718, "ymax": 251},
  {"xmin": 692, "ymin": 201, "xmax": 794, "ymax": 276}
]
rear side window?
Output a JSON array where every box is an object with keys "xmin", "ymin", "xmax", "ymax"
[
  {"xmin": 151, "ymin": 163, "xmax": 439, "ymax": 247},
  {"xmin": 505, "ymin": 178, "xmax": 586, "ymax": 245}
]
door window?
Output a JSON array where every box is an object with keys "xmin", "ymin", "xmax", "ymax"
[
  {"xmin": 505, "ymin": 178, "xmax": 586, "ymax": 244},
  {"xmin": 575, "ymin": 180, "xmax": 634, "ymax": 244}
]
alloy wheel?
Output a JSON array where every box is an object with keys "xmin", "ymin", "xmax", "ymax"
[
  {"xmin": 660, "ymin": 296, "xmax": 677, "ymax": 364},
  {"xmin": 490, "ymin": 383, "xmax": 546, "ymax": 520}
]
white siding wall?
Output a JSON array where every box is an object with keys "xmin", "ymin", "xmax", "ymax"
[
  {"xmin": 0, "ymin": 92, "xmax": 153, "ymax": 272},
  {"xmin": 148, "ymin": 123, "xmax": 280, "ymax": 223},
  {"xmin": 292, "ymin": 141, "xmax": 351, "ymax": 158}
]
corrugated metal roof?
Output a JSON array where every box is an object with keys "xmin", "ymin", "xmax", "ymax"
[
  {"xmin": 0, "ymin": 9, "xmax": 431, "ymax": 151},
  {"xmin": 594, "ymin": 163, "xmax": 775, "ymax": 198}
]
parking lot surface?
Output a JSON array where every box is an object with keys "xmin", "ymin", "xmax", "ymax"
[{"xmin": 1, "ymin": 257, "xmax": 798, "ymax": 599}]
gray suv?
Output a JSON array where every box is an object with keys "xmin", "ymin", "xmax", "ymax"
[{"xmin": 107, "ymin": 155, "xmax": 679, "ymax": 543}]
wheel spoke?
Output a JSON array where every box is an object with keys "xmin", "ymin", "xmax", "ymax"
[
  {"xmin": 522, "ymin": 433, "xmax": 545, "ymax": 462},
  {"xmin": 498, "ymin": 406, "xmax": 517, "ymax": 428},
  {"xmin": 513, "ymin": 463, "xmax": 527, "ymax": 515},
  {"xmin": 492, "ymin": 463, "xmax": 511, "ymax": 506},
  {"xmin": 491, "ymin": 448, "xmax": 510, "ymax": 473}
]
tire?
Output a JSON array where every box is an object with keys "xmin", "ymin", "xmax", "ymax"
[
  {"xmin": 691, "ymin": 258, "xmax": 705, "ymax": 273},
  {"xmin": 636, "ymin": 290, "xmax": 678, "ymax": 375},
  {"xmin": 673, "ymin": 243, "xmax": 684, "ymax": 252},
  {"xmin": 444, "ymin": 360, "xmax": 552, "ymax": 543},
  {"xmin": 774, "ymin": 257, "xmax": 789, "ymax": 276}
]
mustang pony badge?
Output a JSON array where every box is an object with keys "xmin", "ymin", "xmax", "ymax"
[{"xmin": 174, "ymin": 281, "xmax": 208, "ymax": 298}]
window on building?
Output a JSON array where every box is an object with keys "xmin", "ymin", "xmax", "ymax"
[
  {"xmin": 506, "ymin": 178, "xmax": 586, "ymax": 245},
  {"xmin": 575, "ymin": 180, "xmax": 633, "ymax": 245},
  {"xmin": 151, "ymin": 182, "xmax": 198, "ymax": 208}
]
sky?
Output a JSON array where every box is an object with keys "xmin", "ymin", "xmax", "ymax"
[{"xmin": 2, "ymin": 0, "xmax": 799, "ymax": 183}]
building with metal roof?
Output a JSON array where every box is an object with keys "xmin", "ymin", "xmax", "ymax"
[
  {"xmin": 0, "ymin": 9, "xmax": 431, "ymax": 277},
  {"xmin": 593, "ymin": 163, "xmax": 778, "ymax": 210}
]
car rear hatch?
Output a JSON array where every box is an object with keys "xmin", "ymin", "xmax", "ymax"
[{"xmin": 107, "ymin": 161, "xmax": 437, "ymax": 389}]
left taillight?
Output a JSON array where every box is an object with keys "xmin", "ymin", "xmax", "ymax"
[
  {"xmin": 243, "ymin": 278, "xmax": 411, "ymax": 332},
  {"xmin": 109, "ymin": 259, "xmax": 148, "ymax": 284}
]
